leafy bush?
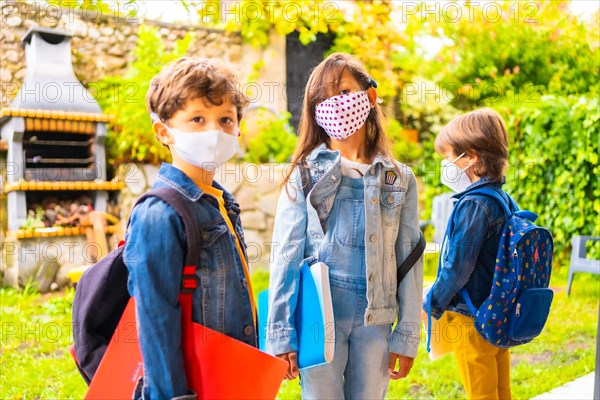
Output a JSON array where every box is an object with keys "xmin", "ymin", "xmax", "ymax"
[
  {"xmin": 240, "ymin": 111, "xmax": 297, "ymax": 163},
  {"xmin": 426, "ymin": 1, "xmax": 599, "ymax": 107},
  {"xmin": 95, "ymin": 25, "xmax": 191, "ymax": 165},
  {"xmin": 387, "ymin": 118, "xmax": 423, "ymax": 164},
  {"xmin": 499, "ymin": 95, "xmax": 599, "ymax": 264}
]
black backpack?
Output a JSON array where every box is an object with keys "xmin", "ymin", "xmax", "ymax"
[{"xmin": 71, "ymin": 187, "xmax": 201, "ymax": 384}]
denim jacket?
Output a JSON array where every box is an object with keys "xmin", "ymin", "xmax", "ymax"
[
  {"xmin": 266, "ymin": 143, "xmax": 424, "ymax": 358},
  {"xmin": 123, "ymin": 163, "xmax": 256, "ymax": 400},
  {"xmin": 426, "ymin": 177, "xmax": 508, "ymax": 319}
]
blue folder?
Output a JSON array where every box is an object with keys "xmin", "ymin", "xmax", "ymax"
[{"xmin": 258, "ymin": 260, "xmax": 334, "ymax": 370}]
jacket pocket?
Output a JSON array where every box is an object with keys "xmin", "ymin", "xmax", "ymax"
[{"xmin": 380, "ymin": 190, "xmax": 405, "ymax": 226}]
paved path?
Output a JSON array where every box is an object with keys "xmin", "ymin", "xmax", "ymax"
[{"xmin": 532, "ymin": 372, "xmax": 595, "ymax": 400}]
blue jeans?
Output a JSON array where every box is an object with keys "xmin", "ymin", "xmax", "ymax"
[{"xmin": 301, "ymin": 176, "xmax": 391, "ymax": 399}]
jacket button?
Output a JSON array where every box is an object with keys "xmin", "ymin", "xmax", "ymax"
[
  {"xmin": 368, "ymin": 274, "xmax": 374, "ymax": 282},
  {"xmin": 370, "ymin": 197, "xmax": 377, "ymax": 205},
  {"xmin": 370, "ymin": 167, "xmax": 375, "ymax": 175},
  {"xmin": 367, "ymin": 314, "xmax": 373, "ymax": 322},
  {"xmin": 244, "ymin": 325, "xmax": 254, "ymax": 336},
  {"xmin": 370, "ymin": 234, "xmax": 377, "ymax": 243},
  {"xmin": 387, "ymin": 195, "xmax": 394, "ymax": 204}
]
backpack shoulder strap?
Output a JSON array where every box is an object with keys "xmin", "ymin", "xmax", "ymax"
[
  {"xmin": 470, "ymin": 188, "xmax": 541, "ymax": 223},
  {"xmin": 133, "ymin": 187, "xmax": 201, "ymax": 274},
  {"xmin": 397, "ymin": 231, "xmax": 425, "ymax": 284},
  {"xmin": 464, "ymin": 187, "xmax": 515, "ymax": 218}
]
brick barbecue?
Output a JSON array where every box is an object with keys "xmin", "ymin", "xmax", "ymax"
[{"xmin": 1, "ymin": 27, "xmax": 123, "ymax": 290}]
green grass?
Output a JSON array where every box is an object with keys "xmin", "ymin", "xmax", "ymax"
[
  {"xmin": 0, "ymin": 286, "xmax": 87, "ymax": 399},
  {"xmin": 1, "ymin": 272, "xmax": 597, "ymax": 399}
]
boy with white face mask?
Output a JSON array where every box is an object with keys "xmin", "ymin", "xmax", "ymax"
[
  {"xmin": 425, "ymin": 108, "xmax": 513, "ymax": 400},
  {"xmin": 124, "ymin": 57, "xmax": 256, "ymax": 400}
]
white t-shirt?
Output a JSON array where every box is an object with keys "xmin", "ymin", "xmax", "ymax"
[{"xmin": 340, "ymin": 156, "xmax": 371, "ymax": 178}]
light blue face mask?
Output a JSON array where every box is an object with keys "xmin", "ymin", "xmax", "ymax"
[
  {"xmin": 440, "ymin": 152, "xmax": 473, "ymax": 193},
  {"xmin": 151, "ymin": 113, "xmax": 239, "ymax": 172}
]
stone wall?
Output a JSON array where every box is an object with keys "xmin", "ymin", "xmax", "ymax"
[
  {"xmin": 1, "ymin": 1, "xmax": 287, "ymax": 112},
  {"xmin": 1, "ymin": 2, "xmax": 290, "ymax": 285},
  {"xmin": 118, "ymin": 162, "xmax": 287, "ymax": 272}
]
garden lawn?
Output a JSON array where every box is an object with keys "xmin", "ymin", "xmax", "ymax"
[{"xmin": 0, "ymin": 273, "xmax": 597, "ymax": 399}]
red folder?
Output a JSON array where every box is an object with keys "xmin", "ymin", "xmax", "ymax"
[{"xmin": 86, "ymin": 295, "xmax": 287, "ymax": 399}]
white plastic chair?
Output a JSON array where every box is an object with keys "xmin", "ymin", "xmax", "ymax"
[{"xmin": 566, "ymin": 235, "xmax": 600, "ymax": 296}]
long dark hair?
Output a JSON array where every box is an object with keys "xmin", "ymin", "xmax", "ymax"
[{"xmin": 282, "ymin": 53, "xmax": 392, "ymax": 195}]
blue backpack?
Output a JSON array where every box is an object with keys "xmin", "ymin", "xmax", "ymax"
[{"xmin": 427, "ymin": 187, "xmax": 554, "ymax": 349}]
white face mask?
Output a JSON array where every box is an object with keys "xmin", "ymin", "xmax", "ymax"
[
  {"xmin": 441, "ymin": 153, "xmax": 472, "ymax": 193},
  {"xmin": 151, "ymin": 113, "xmax": 239, "ymax": 172}
]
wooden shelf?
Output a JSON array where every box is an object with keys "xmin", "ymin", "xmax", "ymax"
[
  {"xmin": 10, "ymin": 225, "xmax": 118, "ymax": 239},
  {"xmin": 3, "ymin": 181, "xmax": 125, "ymax": 193}
]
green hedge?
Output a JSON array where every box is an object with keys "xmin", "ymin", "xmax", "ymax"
[{"xmin": 500, "ymin": 95, "xmax": 599, "ymax": 266}]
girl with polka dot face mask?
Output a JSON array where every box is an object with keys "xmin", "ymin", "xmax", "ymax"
[{"xmin": 267, "ymin": 53, "xmax": 423, "ymax": 400}]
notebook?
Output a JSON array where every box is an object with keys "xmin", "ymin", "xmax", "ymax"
[
  {"xmin": 258, "ymin": 260, "xmax": 335, "ymax": 370},
  {"xmin": 258, "ymin": 290, "xmax": 270, "ymax": 352},
  {"xmin": 86, "ymin": 297, "xmax": 288, "ymax": 400}
]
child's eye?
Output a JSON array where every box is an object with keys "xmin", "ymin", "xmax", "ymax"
[
  {"xmin": 221, "ymin": 117, "xmax": 234, "ymax": 125},
  {"xmin": 340, "ymin": 89, "xmax": 351, "ymax": 95},
  {"xmin": 191, "ymin": 117, "xmax": 204, "ymax": 123}
]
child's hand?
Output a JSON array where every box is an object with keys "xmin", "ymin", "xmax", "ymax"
[
  {"xmin": 388, "ymin": 353, "xmax": 414, "ymax": 380},
  {"xmin": 276, "ymin": 352, "xmax": 299, "ymax": 380}
]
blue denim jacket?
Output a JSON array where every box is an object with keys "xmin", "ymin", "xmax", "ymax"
[
  {"xmin": 267, "ymin": 143, "xmax": 424, "ymax": 358},
  {"xmin": 427, "ymin": 177, "xmax": 508, "ymax": 319},
  {"xmin": 123, "ymin": 163, "xmax": 256, "ymax": 400}
]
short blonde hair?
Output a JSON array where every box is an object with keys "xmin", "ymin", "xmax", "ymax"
[{"xmin": 435, "ymin": 108, "xmax": 509, "ymax": 182}]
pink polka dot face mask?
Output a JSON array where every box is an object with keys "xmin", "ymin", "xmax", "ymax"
[{"xmin": 315, "ymin": 90, "xmax": 372, "ymax": 140}]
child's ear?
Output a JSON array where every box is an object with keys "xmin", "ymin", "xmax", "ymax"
[
  {"xmin": 467, "ymin": 153, "xmax": 479, "ymax": 167},
  {"xmin": 366, "ymin": 87, "xmax": 377, "ymax": 108},
  {"xmin": 154, "ymin": 121, "xmax": 173, "ymax": 146}
]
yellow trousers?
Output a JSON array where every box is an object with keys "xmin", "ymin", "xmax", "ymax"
[{"xmin": 447, "ymin": 312, "xmax": 512, "ymax": 400}]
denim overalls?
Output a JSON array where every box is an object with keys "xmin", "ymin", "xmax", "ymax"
[
  {"xmin": 300, "ymin": 175, "xmax": 391, "ymax": 399},
  {"xmin": 267, "ymin": 145, "xmax": 423, "ymax": 362}
]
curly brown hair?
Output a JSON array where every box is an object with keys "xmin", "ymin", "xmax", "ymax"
[{"xmin": 146, "ymin": 57, "xmax": 249, "ymax": 126}]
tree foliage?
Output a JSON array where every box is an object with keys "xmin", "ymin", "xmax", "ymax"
[
  {"xmin": 95, "ymin": 25, "xmax": 191, "ymax": 164},
  {"xmin": 422, "ymin": 0, "xmax": 599, "ymax": 107},
  {"xmin": 240, "ymin": 111, "xmax": 298, "ymax": 163}
]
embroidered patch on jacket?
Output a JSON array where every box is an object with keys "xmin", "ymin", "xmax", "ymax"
[{"xmin": 385, "ymin": 171, "xmax": 397, "ymax": 185}]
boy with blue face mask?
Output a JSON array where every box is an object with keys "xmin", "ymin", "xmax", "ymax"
[{"xmin": 124, "ymin": 57, "xmax": 256, "ymax": 400}]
